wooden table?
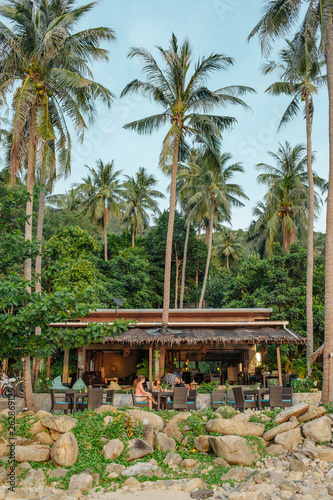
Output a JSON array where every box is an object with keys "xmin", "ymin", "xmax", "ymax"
[
  {"xmin": 244, "ymin": 389, "xmax": 269, "ymax": 411},
  {"xmin": 152, "ymin": 391, "xmax": 173, "ymax": 411},
  {"xmin": 65, "ymin": 391, "xmax": 87, "ymax": 413}
]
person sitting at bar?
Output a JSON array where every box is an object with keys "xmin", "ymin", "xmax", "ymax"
[
  {"xmin": 135, "ymin": 374, "xmax": 157, "ymax": 410},
  {"xmin": 174, "ymin": 375, "xmax": 185, "ymax": 388}
]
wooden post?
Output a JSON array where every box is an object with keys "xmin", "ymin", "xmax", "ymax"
[
  {"xmin": 77, "ymin": 348, "xmax": 86, "ymax": 379},
  {"xmin": 149, "ymin": 346, "xmax": 153, "ymax": 390},
  {"xmin": 63, "ymin": 349, "xmax": 70, "ymax": 384},
  {"xmin": 276, "ymin": 345, "xmax": 283, "ymax": 386},
  {"xmin": 46, "ymin": 355, "xmax": 51, "ymax": 379}
]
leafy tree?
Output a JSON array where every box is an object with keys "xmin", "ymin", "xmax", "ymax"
[
  {"xmin": 215, "ymin": 229, "xmax": 245, "ymax": 269},
  {"xmin": 121, "ymin": 33, "xmax": 254, "ymax": 328}
]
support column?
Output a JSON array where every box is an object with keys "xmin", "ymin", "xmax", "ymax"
[
  {"xmin": 63, "ymin": 349, "xmax": 70, "ymax": 384},
  {"xmin": 149, "ymin": 346, "xmax": 153, "ymax": 390},
  {"xmin": 158, "ymin": 345, "xmax": 166, "ymax": 378},
  {"xmin": 46, "ymin": 355, "xmax": 51, "ymax": 379},
  {"xmin": 77, "ymin": 348, "xmax": 86, "ymax": 379},
  {"xmin": 276, "ymin": 345, "xmax": 283, "ymax": 386}
]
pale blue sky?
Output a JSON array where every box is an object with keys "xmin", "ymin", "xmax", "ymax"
[{"xmin": 55, "ymin": 0, "xmax": 329, "ymax": 232}]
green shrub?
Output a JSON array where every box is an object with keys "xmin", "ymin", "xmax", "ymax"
[
  {"xmin": 197, "ymin": 382, "xmax": 219, "ymax": 393},
  {"xmin": 291, "ymin": 378, "xmax": 314, "ymax": 393}
]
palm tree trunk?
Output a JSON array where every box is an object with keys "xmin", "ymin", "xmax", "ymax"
[
  {"xmin": 175, "ymin": 252, "xmax": 179, "ymax": 309},
  {"xmin": 226, "ymin": 254, "xmax": 229, "ymax": 269},
  {"xmin": 35, "ymin": 177, "xmax": 46, "ymax": 333},
  {"xmin": 158, "ymin": 345, "xmax": 166, "ymax": 378},
  {"xmin": 180, "ymin": 220, "xmax": 190, "ymax": 308},
  {"xmin": 162, "ymin": 136, "xmax": 180, "ymax": 329},
  {"xmin": 323, "ymin": 27, "xmax": 333, "ymax": 404},
  {"xmin": 132, "ymin": 225, "xmax": 135, "ymax": 248},
  {"xmin": 305, "ymin": 94, "xmax": 314, "ymax": 377},
  {"xmin": 198, "ymin": 221, "xmax": 201, "ymax": 241},
  {"xmin": 104, "ymin": 208, "xmax": 108, "ymax": 261},
  {"xmin": 199, "ymin": 196, "xmax": 214, "ymax": 308},
  {"xmin": 282, "ymin": 215, "xmax": 290, "ymax": 253}
]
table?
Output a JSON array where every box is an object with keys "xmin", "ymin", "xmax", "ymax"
[
  {"xmin": 65, "ymin": 391, "xmax": 87, "ymax": 413},
  {"xmin": 244, "ymin": 389, "xmax": 269, "ymax": 411},
  {"xmin": 152, "ymin": 391, "xmax": 173, "ymax": 411}
]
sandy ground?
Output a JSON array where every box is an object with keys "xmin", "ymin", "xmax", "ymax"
[{"xmin": 86, "ymin": 490, "xmax": 201, "ymax": 500}]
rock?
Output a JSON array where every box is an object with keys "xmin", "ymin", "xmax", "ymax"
[
  {"xmin": 123, "ymin": 477, "xmax": 141, "ymax": 489},
  {"xmin": 214, "ymin": 456, "xmax": 229, "ymax": 466},
  {"xmin": 108, "ymin": 472, "xmax": 119, "ymax": 479},
  {"xmin": 180, "ymin": 459, "xmax": 198, "ymax": 469},
  {"xmin": 21, "ymin": 469, "xmax": 46, "ymax": 486},
  {"xmin": 149, "ymin": 458, "xmax": 158, "ymax": 466},
  {"xmin": 143, "ymin": 424, "xmax": 154, "ymax": 447},
  {"xmin": 106, "ymin": 463, "xmax": 126, "ymax": 474},
  {"xmin": 42, "ymin": 416, "xmax": 77, "ymax": 434},
  {"xmin": 16, "ymin": 438, "xmax": 32, "ymax": 446},
  {"xmin": 221, "ymin": 467, "xmax": 245, "ymax": 482},
  {"xmin": 206, "ymin": 418, "xmax": 264, "ymax": 437},
  {"xmin": 17, "ymin": 461, "xmax": 32, "ymax": 470},
  {"xmin": 0, "ymin": 438, "xmax": 8, "ymax": 458},
  {"xmin": 15, "ymin": 445, "xmax": 50, "ymax": 462},
  {"xmin": 103, "ymin": 416, "xmax": 113, "ymax": 426},
  {"xmin": 194, "ymin": 435, "xmax": 211, "ymax": 453},
  {"xmin": 183, "ymin": 478, "xmax": 203, "ymax": 492},
  {"xmin": 209, "ymin": 435, "xmax": 259, "ymax": 466},
  {"xmin": 263, "ymin": 420, "xmax": 299, "ymax": 441},
  {"xmin": 0, "ymin": 468, "xmax": 6, "ymax": 484},
  {"xmin": 266, "ymin": 444, "xmax": 285, "ymax": 456},
  {"xmin": 302, "ymin": 416, "xmax": 332, "ymax": 443},
  {"xmin": 126, "ymin": 438, "xmax": 154, "ymax": 461},
  {"xmin": 30, "ymin": 420, "xmax": 46, "ymax": 436},
  {"xmin": 102, "ymin": 439, "xmax": 124, "ymax": 460},
  {"xmin": 69, "ymin": 473, "xmax": 92, "ymax": 492},
  {"xmin": 289, "ymin": 458, "xmax": 306, "ymax": 472},
  {"xmin": 275, "ymin": 403, "xmax": 310, "ymax": 424},
  {"xmin": 50, "ymin": 430, "xmax": 61, "ymax": 441},
  {"xmin": 36, "ymin": 410, "xmax": 52, "ymax": 419},
  {"xmin": 190, "ymin": 490, "xmax": 214, "ymax": 499},
  {"xmin": 168, "ymin": 413, "xmax": 192, "ymax": 426},
  {"xmin": 50, "ymin": 432, "xmax": 78, "ymax": 467},
  {"xmin": 298, "ymin": 407, "xmax": 326, "ymax": 423},
  {"xmin": 316, "ymin": 447, "xmax": 333, "ymax": 462},
  {"xmin": 163, "ymin": 451, "xmax": 182, "ymax": 466},
  {"xmin": 163, "ymin": 423, "xmax": 183, "ymax": 441},
  {"xmin": 275, "ymin": 428, "xmax": 302, "ymax": 450},
  {"xmin": 154, "ymin": 433, "xmax": 176, "ymax": 452},
  {"xmin": 95, "ymin": 405, "xmax": 117, "ymax": 414},
  {"xmin": 121, "ymin": 462, "xmax": 158, "ymax": 477},
  {"xmin": 33, "ymin": 431, "xmax": 54, "ymax": 445},
  {"xmin": 49, "ymin": 469, "xmax": 68, "ymax": 479},
  {"xmin": 127, "ymin": 410, "xmax": 163, "ymax": 430}
]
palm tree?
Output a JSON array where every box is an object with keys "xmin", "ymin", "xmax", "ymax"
[
  {"xmin": 47, "ymin": 189, "xmax": 83, "ymax": 212},
  {"xmin": 256, "ymin": 142, "xmax": 325, "ymax": 253},
  {"xmin": 181, "ymin": 150, "xmax": 248, "ymax": 308},
  {"xmin": 121, "ymin": 167, "xmax": 165, "ymax": 247},
  {"xmin": 248, "ymin": 0, "xmax": 333, "ymax": 406},
  {"xmin": 215, "ymin": 229, "xmax": 245, "ymax": 269},
  {"xmin": 121, "ymin": 34, "xmax": 255, "ymax": 328},
  {"xmin": 0, "ymin": 0, "xmax": 115, "ymax": 410},
  {"xmin": 263, "ymin": 38, "xmax": 326, "ymax": 375},
  {"xmin": 75, "ymin": 160, "xmax": 122, "ymax": 261}
]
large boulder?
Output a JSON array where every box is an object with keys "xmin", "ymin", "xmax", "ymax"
[
  {"xmin": 42, "ymin": 416, "xmax": 77, "ymax": 434},
  {"xmin": 127, "ymin": 410, "xmax": 163, "ymax": 431},
  {"xmin": 206, "ymin": 418, "xmax": 264, "ymax": 437},
  {"xmin": 126, "ymin": 438, "xmax": 154, "ymax": 462},
  {"xmin": 30, "ymin": 420, "xmax": 46, "ymax": 436},
  {"xmin": 194, "ymin": 436, "xmax": 211, "ymax": 453},
  {"xmin": 69, "ymin": 473, "xmax": 92, "ymax": 492},
  {"xmin": 50, "ymin": 432, "xmax": 78, "ymax": 467},
  {"xmin": 298, "ymin": 407, "xmax": 326, "ymax": 423},
  {"xmin": 274, "ymin": 428, "xmax": 302, "ymax": 450},
  {"xmin": 163, "ymin": 423, "xmax": 182, "ymax": 441},
  {"xmin": 0, "ymin": 438, "xmax": 8, "ymax": 458},
  {"xmin": 167, "ymin": 413, "xmax": 191, "ymax": 426},
  {"xmin": 102, "ymin": 439, "xmax": 124, "ymax": 460},
  {"xmin": 302, "ymin": 416, "xmax": 332, "ymax": 443},
  {"xmin": 275, "ymin": 403, "xmax": 309, "ymax": 424},
  {"xmin": 15, "ymin": 445, "xmax": 50, "ymax": 462},
  {"xmin": 143, "ymin": 425, "xmax": 154, "ymax": 448},
  {"xmin": 163, "ymin": 451, "xmax": 182, "ymax": 466},
  {"xmin": 36, "ymin": 410, "xmax": 52, "ymax": 420},
  {"xmin": 209, "ymin": 435, "xmax": 259, "ymax": 466},
  {"xmin": 154, "ymin": 433, "xmax": 176, "ymax": 452},
  {"xmin": 263, "ymin": 419, "xmax": 299, "ymax": 442},
  {"xmin": 106, "ymin": 463, "xmax": 126, "ymax": 474},
  {"xmin": 121, "ymin": 462, "xmax": 158, "ymax": 477},
  {"xmin": 33, "ymin": 432, "xmax": 54, "ymax": 446}
]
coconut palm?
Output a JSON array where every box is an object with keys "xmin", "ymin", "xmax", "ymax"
[
  {"xmin": 248, "ymin": 0, "xmax": 333, "ymax": 405},
  {"xmin": 47, "ymin": 188, "xmax": 83, "ymax": 212},
  {"xmin": 121, "ymin": 167, "xmax": 165, "ymax": 247},
  {"xmin": 256, "ymin": 142, "xmax": 325, "ymax": 253},
  {"xmin": 75, "ymin": 160, "xmax": 122, "ymax": 261},
  {"xmin": 263, "ymin": 38, "xmax": 326, "ymax": 375},
  {"xmin": 121, "ymin": 34, "xmax": 255, "ymax": 328},
  {"xmin": 215, "ymin": 229, "xmax": 245, "ymax": 269},
  {"xmin": 180, "ymin": 150, "xmax": 248, "ymax": 308}
]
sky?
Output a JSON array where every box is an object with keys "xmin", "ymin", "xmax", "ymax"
[{"xmin": 54, "ymin": 0, "xmax": 329, "ymax": 232}]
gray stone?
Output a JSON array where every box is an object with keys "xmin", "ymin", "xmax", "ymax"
[
  {"xmin": 206, "ymin": 418, "xmax": 264, "ymax": 437},
  {"xmin": 194, "ymin": 435, "xmax": 211, "ymax": 453},
  {"xmin": 126, "ymin": 438, "xmax": 154, "ymax": 462},
  {"xmin": 143, "ymin": 424, "xmax": 154, "ymax": 448},
  {"xmin": 127, "ymin": 410, "xmax": 163, "ymax": 430},
  {"xmin": 209, "ymin": 435, "xmax": 259, "ymax": 466},
  {"xmin": 302, "ymin": 416, "xmax": 332, "ymax": 443},
  {"xmin": 68, "ymin": 473, "xmax": 92, "ymax": 492},
  {"xmin": 214, "ymin": 456, "xmax": 229, "ymax": 466},
  {"xmin": 105, "ymin": 463, "xmax": 126, "ymax": 474},
  {"xmin": 21, "ymin": 469, "xmax": 46, "ymax": 486},
  {"xmin": 49, "ymin": 469, "xmax": 68, "ymax": 479},
  {"xmin": 41, "ymin": 416, "xmax": 77, "ymax": 434},
  {"xmin": 122, "ymin": 477, "xmax": 141, "ymax": 489},
  {"xmin": 266, "ymin": 444, "xmax": 285, "ymax": 456},
  {"xmin": 221, "ymin": 467, "xmax": 245, "ymax": 482},
  {"xmin": 274, "ymin": 428, "xmax": 302, "ymax": 450},
  {"xmin": 274, "ymin": 403, "xmax": 310, "ymax": 424},
  {"xmin": 163, "ymin": 451, "xmax": 182, "ymax": 466},
  {"xmin": 102, "ymin": 439, "xmax": 124, "ymax": 460},
  {"xmin": 50, "ymin": 432, "xmax": 78, "ymax": 467},
  {"xmin": 122, "ymin": 462, "xmax": 158, "ymax": 477},
  {"xmin": 154, "ymin": 433, "xmax": 176, "ymax": 452},
  {"xmin": 289, "ymin": 458, "xmax": 306, "ymax": 472},
  {"xmin": 190, "ymin": 490, "xmax": 214, "ymax": 499}
]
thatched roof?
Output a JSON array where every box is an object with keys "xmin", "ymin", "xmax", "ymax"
[
  {"xmin": 103, "ymin": 326, "xmax": 304, "ymax": 346},
  {"xmin": 311, "ymin": 344, "xmax": 324, "ymax": 363}
]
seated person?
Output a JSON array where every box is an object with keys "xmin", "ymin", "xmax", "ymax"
[
  {"xmin": 174, "ymin": 375, "xmax": 185, "ymax": 388},
  {"xmin": 152, "ymin": 377, "xmax": 162, "ymax": 391},
  {"xmin": 135, "ymin": 374, "xmax": 157, "ymax": 410}
]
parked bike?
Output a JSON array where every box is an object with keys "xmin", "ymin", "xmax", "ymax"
[{"xmin": 1, "ymin": 372, "xmax": 24, "ymax": 398}]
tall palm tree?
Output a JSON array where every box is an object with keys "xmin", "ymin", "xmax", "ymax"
[
  {"xmin": 263, "ymin": 38, "xmax": 326, "ymax": 375},
  {"xmin": 0, "ymin": 0, "xmax": 115, "ymax": 410},
  {"xmin": 75, "ymin": 160, "xmax": 122, "ymax": 261},
  {"xmin": 121, "ymin": 167, "xmax": 165, "ymax": 247},
  {"xmin": 248, "ymin": 0, "xmax": 333, "ymax": 406},
  {"xmin": 255, "ymin": 142, "xmax": 324, "ymax": 253},
  {"xmin": 121, "ymin": 34, "xmax": 255, "ymax": 328},
  {"xmin": 215, "ymin": 229, "xmax": 245, "ymax": 269},
  {"xmin": 181, "ymin": 150, "xmax": 248, "ymax": 308},
  {"xmin": 47, "ymin": 188, "xmax": 83, "ymax": 212}
]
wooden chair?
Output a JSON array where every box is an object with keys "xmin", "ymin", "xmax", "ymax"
[
  {"xmin": 50, "ymin": 389, "xmax": 70, "ymax": 414},
  {"xmin": 187, "ymin": 390, "xmax": 198, "ymax": 410},
  {"xmin": 232, "ymin": 387, "xmax": 257, "ymax": 411},
  {"xmin": 102, "ymin": 390, "xmax": 115, "ymax": 405},
  {"xmin": 131, "ymin": 389, "xmax": 149, "ymax": 408},
  {"xmin": 211, "ymin": 390, "xmax": 226, "ymax": 410},
  {"xmin": 262, "ymin": 386, "xmax": 283, "ymax": 409},
  {"xmin": 76, "ymin": 388, "xmax": 104, "ymax": 411},
  {"xmin": 166, "ymin": 387, "xmax": 188, "ymax": 411},
  {"xmin": 282, "ymin": 387, "xmax": 293, "ymax": 407},
  {"xmin": 209, "ymin": 370, "xmax": 220, "ymax": 383}
]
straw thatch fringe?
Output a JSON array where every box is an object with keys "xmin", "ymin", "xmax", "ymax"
[{"xmin": 311, "ymin": 343, "xmax": 324, "ymax": 364}]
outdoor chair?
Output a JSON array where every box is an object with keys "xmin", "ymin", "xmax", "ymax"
[
  {"xmin": 131, "ymin": 388, "xmax": 149, "ymax": 408},
  {"xmin": 226, "ymin": 390, "xmax": 236, "ymax": 407},
  {"xmin": 282, "ymin": 386, "xmax": 293, "ymax": 407},
  {"xmin": 50, "ymin": 389, "xmax": 70, "ymax": 414},
  {"xmin": 102, "ymin": 390, "xmax": 115, "ymax": 405},
  {"xmin": 76, "ymin": 388, "xmax": 104, "ymax": 411},
  {"xmin": 262, "ymin": 386, "xmax": 283, "ymax": 409},
  {"xmin": 211, "ymin": 390, "xmax": 226, "ymax": 410},
  {"xmin": 187, "ymin": 389, "xmax": 198, "ymax": 410},
  {"xmin": 209, "ymin": 370, "xmax": 220, "ymax": 383},
  {"xmin": 166, "ymin": 387, "xmax": 188, "ymax": 411},
  {"xmin": 232, "ymin": 387, "xmax": 257, "ymax": 412}
]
